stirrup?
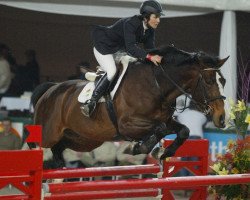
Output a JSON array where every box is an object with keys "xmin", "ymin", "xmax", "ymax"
[{"xmin": 80, "ymin": 101, "xmax": 96, "ymax": 117}]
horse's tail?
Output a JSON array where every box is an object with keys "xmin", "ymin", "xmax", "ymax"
[
  {"xmin": 31, "ymin": 82, "xmax": 56, "ymax": 107},
  {"xmin": 23, "ymin": 82, "xmax": 55, "ymax": 148}
]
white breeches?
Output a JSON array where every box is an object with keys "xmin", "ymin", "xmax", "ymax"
[{"xmin": 93, "ymin": 47, "xmax": 117, "ymax": 81}]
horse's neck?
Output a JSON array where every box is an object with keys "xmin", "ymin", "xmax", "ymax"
[
  {"xmin": 115, "ymin": 63, "xmax": 161, "ymax": 101},
  {"xmin": 114, "ymin": 63, "xmax": 193, "ymax": 106},
  {"xmin": 158, "ymin": 65, "xmax": 194, "ymax": 102}
]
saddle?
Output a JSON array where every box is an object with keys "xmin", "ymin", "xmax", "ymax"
[{"xmin": 78, "ymin": 53, "xmax": 137, "ymax": 103}]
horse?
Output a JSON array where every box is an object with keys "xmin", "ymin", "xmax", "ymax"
[{"xmin": 30, "ymin": 45, "xmax": 228, "ymax": 168}]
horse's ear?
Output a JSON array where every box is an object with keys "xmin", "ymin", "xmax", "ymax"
[{"xmin": 216, "ymin": 56, "xmax": 229, "ymax": 68}]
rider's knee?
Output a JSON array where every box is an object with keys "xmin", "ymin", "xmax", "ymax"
[{"xmin": 107, "ymin": 67, "xmax": 117, "ymax": 80}]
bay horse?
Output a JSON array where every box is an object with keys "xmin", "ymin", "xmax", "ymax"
[{"xmin": 30, "ymin": 45, "xmax": 228, "ymax": 168}]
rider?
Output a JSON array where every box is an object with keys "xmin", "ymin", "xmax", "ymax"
[{"xmin": 82, "ymin": 0, "xmax": 163, "ymax": 117}]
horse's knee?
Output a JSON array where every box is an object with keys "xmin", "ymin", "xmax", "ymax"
[
  {"xmin": 154, "ymin": 122, "xmax": 167, "ymax": 139},
  {"xmin": 179, "ymin": 126, "xmax": 190, "ymax": 140}
]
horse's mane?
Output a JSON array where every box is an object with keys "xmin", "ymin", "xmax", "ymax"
[{"xmin": 149, "ymin": 45, "xmax": 219, "ymax": 68}]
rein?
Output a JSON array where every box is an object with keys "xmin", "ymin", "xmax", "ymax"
[{"xmin": 156, "ymin": 64, "xmax": 225, "ymax": 115}]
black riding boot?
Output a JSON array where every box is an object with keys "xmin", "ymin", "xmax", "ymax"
[{"xmin": 81, "ymin": 75, "xmax": 110, "ymax": 117}]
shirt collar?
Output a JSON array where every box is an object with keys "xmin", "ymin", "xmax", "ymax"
[{"xmin": 143, "ymin": 21, "xmax": 148, "ymax": 31}]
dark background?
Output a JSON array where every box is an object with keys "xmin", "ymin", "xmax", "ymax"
[{"xmin": 0, "ymin": 5, "xmax": 249, "ymax": 82}]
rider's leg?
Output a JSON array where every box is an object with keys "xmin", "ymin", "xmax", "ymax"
[{"xmin": 81, "ymin": 47, "xmax": 117, "ymax": 117}]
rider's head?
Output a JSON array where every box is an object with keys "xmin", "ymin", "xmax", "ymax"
[{"xmin": 140, "ymin": 0, "xmax": 164, "ymax": 29}]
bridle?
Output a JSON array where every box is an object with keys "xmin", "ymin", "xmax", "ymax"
[
  {"xmin": 156, "ymin": 64, "xmax": 226, "ymax": 115},
  {"xmin": 191, "ymin": 68, "xmax": 226, "ymax": 115}
]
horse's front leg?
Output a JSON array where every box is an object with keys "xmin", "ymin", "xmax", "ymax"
[
  {"xmin": 152, "ymin": 119, "xmax": 189, "ymax": 160},
  {"xmin": 125, "ymin": 122, "xmax": 168, "ymax": 155}
]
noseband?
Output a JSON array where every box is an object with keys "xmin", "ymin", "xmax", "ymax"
[{"xmin": 157, "ymin": 64, "xmax": 226, "ymax": 115}]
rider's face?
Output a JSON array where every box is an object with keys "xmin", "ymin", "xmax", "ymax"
[{"xmin": 147, "ymin": 14, "xmax": 160, "ymax": 29}]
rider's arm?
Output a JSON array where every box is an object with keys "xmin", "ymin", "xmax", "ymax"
[
  {"xmin": 146, "ymin": 54, "xmax": 162, "ymax": 66},
  {"xmin": 143, "ymin": 29, "xmax": 155, "ymax": 50},
  {"xmin": 124, "ymin": 17, "xmax": 161, "ymax": 65},
  {"xmin": 123, "ymin": 17, "xmax": 148, "ymax": 60}
]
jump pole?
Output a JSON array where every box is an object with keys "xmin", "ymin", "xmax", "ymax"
[
  {"xmin": 44, "ymin": 174, "xmax": 250, "ymax": 195},
  {"xmin": 43, "ymin": 164, "xmax": 161, "ymax": 179},
  {"xmin": 44, "ymin": 189, "xmax": 159, "ymax": 200}
]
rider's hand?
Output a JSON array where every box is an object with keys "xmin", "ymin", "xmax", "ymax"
[{"xmin": 146, "ymin": 54, "xmax": 162, "ymax": 66}]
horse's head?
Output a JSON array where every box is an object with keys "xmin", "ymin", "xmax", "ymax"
[
  {"xmin": 151, "ymin": 45, "xmax": 229, "ymax": 128},
  {"xmin": 190, "ymin": 52, "xmax": 229, "ymax": 128}
]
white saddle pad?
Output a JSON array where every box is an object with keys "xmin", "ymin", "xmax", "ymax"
[{"xmin": 78, "ymin": 54, "xmax": 137, "ymax": 103}]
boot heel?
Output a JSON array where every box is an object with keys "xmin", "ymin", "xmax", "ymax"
[
  {"xmin": 81, "ymin": 104, "xmax": 90, "ymax": 117},
  {"xmin": 81, "ymin": 101, "xmax": 97, "ymax": 117}
]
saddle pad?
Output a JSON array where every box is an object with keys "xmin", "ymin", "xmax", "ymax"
[{"xmin": 78, "ymin": 82, "xmax": 105, "ymax": 103}]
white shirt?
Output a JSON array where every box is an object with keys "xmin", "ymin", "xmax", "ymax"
[
  {"xmin": 143, "ymin": 21, "xmax": 148, "ymax": 34},
  {"xmin": 176, "ymin": 108, "xmax": 207, "ymax": 138}
]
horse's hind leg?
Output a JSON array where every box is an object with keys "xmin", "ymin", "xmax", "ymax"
[{"xmin": 50, "ymin": 140, "xmax": 66, "ymax": 169}]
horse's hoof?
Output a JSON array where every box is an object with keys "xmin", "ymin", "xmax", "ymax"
[
  {"xmin": 151, "ymin": 147, "xmax": 165, "ymax": 160},
  {"xmin": 159, "ymin": 148, "xmax": 176, "ymax": 160},
  {"xmin": 123, "ymin": 143, "xmax": 134, "ymax": 154},
  {"xmin": 123, "ymin": 142, "xmax": 141, "ymax": 155}
]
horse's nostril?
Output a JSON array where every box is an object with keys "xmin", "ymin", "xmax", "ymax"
[{"xmin": 219, "ymin": 115, "xmax": 225, "ymax": 127}]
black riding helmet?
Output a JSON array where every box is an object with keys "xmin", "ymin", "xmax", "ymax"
[{"xmin": 140, "ymin": 0, "xmax": 164, "ymax": 16}]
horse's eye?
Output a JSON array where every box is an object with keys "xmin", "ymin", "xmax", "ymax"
[
  {"xmin": 204, "ymin": 77, "xmax": 215, "ymax": 85},
  {"xmin": 206, "ymin": 80, "xmax": 213, "ymax": 85}
]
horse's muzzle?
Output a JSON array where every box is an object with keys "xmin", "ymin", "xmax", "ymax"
[{"xmin": 219, "ymin": 114, "xmax": 225, "ymax": 128}]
